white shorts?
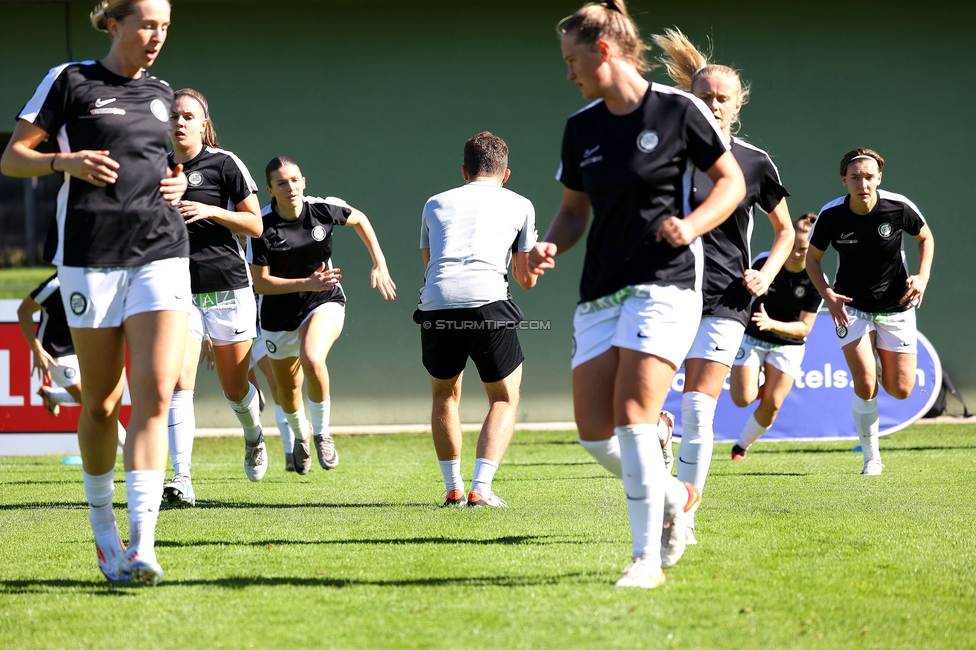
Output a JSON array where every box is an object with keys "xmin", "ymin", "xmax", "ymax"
[
  {"xmin": 58, "ymin": 258, "xmax": 191, "ymax": 329},
  {"xmin": 836, "ymin": 307, "xmax": 916, "ymax": 353},
  {"xmin": 686, "ymin": 316, "xmax": 746, "ymax": 367},
  {"xmin": 571, "ymin": 284, "xmax": 701, "ymax": 370},
  {"xmin": 187, "ymin": 286, "xmax": 257, "ymax": 345},
  {"xmin": 733, "ymin": 334, "xmax": 806, "ymax": 379},
  {"xmin": 249, "ymin": 328, "xmax": 267, "ymax": 370},
  {"xmin": 51, "ymin": 354, "xmax": 81, "ymax": 388},
  {"xmin": 262, "ymin": 302, "xmax": 345, "ymax": 360}
]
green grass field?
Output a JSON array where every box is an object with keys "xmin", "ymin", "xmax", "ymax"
[
  {"xmin": 0, "ymin": 266, "xmax": 56, "ymax": 298},
  {"xmin": 1, "ymin": 426, "xmax": 974, "ymax": 649}
]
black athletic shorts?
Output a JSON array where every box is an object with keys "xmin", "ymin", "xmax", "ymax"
[{"xmin": 414, "ymin": 299, "xmax": 525, "ymax": 383}]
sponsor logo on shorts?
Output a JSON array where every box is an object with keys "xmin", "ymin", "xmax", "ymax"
[
  {"xmin": 714, "ymin": 345, "xmax": 728, "ymax": 352},
  {"xmin": 187, "ymin": 171, "xmax": 204, "ymax": 186},
  {"xmin": 794, "ymin": 285, "xmax": 807, "ymax": 299},
  {"xmin": 878, "ymin": 222, "xmax": 893, "ymax": 237},
  {"xmin": 234, "ymin": 328, "xmax": 247, "ymax": 335},
  {"xmin": 736, "ymin": 348, "xmax": 745, "ymax": 360},
  {"xmin": 149, "ymin": 99, "xmax": 169, "ymax": 122},
  {"xmin": 637, "ymin": 330, "xmax": 651, "ymax": 339},
  {"xmin": 637, "ymin": 130, "xmax": 660, "ymax": 153},
  {"xmin": 64, "ymin": 367, "xmax": 77, "ymax": 379},
  {"xmin": 836, "ymin": 325, "xmax": 848, "ymax": 339},
  {"xmin": 69, "ymin": 292, "xmax": 87, "ymax": 315},
  {"xmin": 311, "ymin": 226, "xmax": 327, "ymax": 241},
  {"xmin": 265, "ymin": 340, "xmax": 277, "ymax": 354}
]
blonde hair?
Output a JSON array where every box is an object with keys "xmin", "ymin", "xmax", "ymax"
[
  {"xmin": 90, "ymin": 0, "xmax": 168, "ymax": 32},
  {"xmin": 652, "ymin": 28, "xmax": 750, "ymax": 131},
  {"xmin": 174, "ymin": 88, "xmax": 220, "ymax": 148},
  {"xmin": 557, "ymin": 0, "xmax": 653, "ymax": 74}
]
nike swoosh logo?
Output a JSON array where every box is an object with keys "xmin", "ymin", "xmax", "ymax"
[
  {"xmin": 637, "ymin": 331, "xmax": 650, "ymax": 338},
  {"xmin": 583, "ymin": 146, "xmax": 600, "ymax": 158},
  {"xmin": 841, "ymin": 232, "xmax": 854, "ymax": 239},
  {"xmin": 94, "ymin": 98, "xmax": 116, "ymax": 108},
  {"xmin": 235, "ymin": 329, "xmax": 247, "ymax": 335},
  {"xmin": 714, "ymin": 347, "xmax": 728, "ymax": 352}
]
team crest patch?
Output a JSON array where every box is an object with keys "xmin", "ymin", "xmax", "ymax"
[
  {"xmin": 150, "ymin": 99, "xmax": 169, "ymax": 122},
  {"xmin": 637, "ymin": 130, "xmax": 660, "ymax": 153},
  {"xmin": 311, "ymin": 226, "xmax": 327, "ymax": 241},
  {"xmin": 65, "ymin": 367, "xmax": 77, "ymax": 379},
  {"xmin": 878, "ymin": 222, "xmax": 893, "ymax": 237},
  {"xmin": 836, "ymin": 325, "xmax": 848, "ymax": 339},
  {"xmin": 794, "ymin": 285, "xmax": 807, "ymax": 299},
  {"xmin": 266, "ymin": 340, "xmax": 277, "ymax": 354},
  {"xmin": 736, "ymin": 348, "xmax": 745, "ymax": 360},
  {"xmin": 187, "ymin": 171, "xmax": 204, "ymax": 186},
  {"xmin": 69, "ymin": 292, "xmax": 87, "ymax": 315}
]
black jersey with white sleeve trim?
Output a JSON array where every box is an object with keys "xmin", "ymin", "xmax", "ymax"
[
  {"xmin": 247, "ymin": 196, "xmax": 350, "ymax": 332},
  {"xmin": 744, "ymin": 252, "xmax": 821, "ymax": 346},
  {"xmin": 692, "ymin": 138, "xmax": 790, "ymax": 324},
  {"xmin": 557, "ymin": 83, "xmax": 729, "ymax": 302},
  {"xmin": 809, "ymin": 190, "xmax": 926, "ymax": 313},
  {"xmin": 29, "ymin": 274, "xmax": 74, "ymax": 358},
  {"xmin": 168, "ymin": 147, "xmax": 257, "ymax": 293},
  {"xmin": 17, "ymin": 61, "xmax": 187, "ymax": 267}
]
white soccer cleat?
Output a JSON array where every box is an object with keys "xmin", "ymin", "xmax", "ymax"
[
  {"xmin": 95, "ymin": 534, "xmax": 130, "ymax": 584},
  {"xmin": 126, "ymin": 548, "xmax": 164, "ymax": 586},
  {"xmin": 314, "ymin": 434, "xmax": 339, "ymax": 470},
  {"xmin": 659, "ymin": 410, "xmax": 675, "ymax": 474},
  {"xmin": 467, "ymin": 491, "xmax": 507, "ymax": 508},
  {"xmin": 244, "ymin": 434, "xmax": 268, "ymax": 482},
  {"xmin": 162, "ymin": 473, "xmax": 196, "ymax": 507},
  {"xmin": 861, "ymin": 459, "xmax": 884, "ymax": 476},
  {"xmin": 661, "ymin": 481, "xmax": 701, "ymax": 568},
  {"xmin": 615, "ymin": 554, "xmax": 667, "ymax": 588}
]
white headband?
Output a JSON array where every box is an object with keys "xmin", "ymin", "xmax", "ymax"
[{"xmin": 850, "ymin": 155, "xmax": 876, "ymax": 163}]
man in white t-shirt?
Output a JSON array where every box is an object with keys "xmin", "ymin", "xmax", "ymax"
[{"xmin": 415, "ymin": 132, "xmax": 539, "ymax": 507}]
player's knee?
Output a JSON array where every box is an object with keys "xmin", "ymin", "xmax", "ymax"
[
  {"xmin": 886, "ymin": 381, "xmax": 914, "ymax": 400},
  {"xmin": 730, "ymin": 392, "xmax": 752, "ymax": 408}
]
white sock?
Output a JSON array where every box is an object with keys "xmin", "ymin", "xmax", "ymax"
[
  {"xmin": 308, "ymin": 396, "xmax": 331, "ymax": 437},
  {"xmin": 438, "ymin": 459, "xmax": 464, "ymax": 493},
  {"xmin": 83, "ymin": 469, "xmax": 118, "ymax": 552},
  {"xmin": 471, "ymin": 458, "xmax": 499, "ymax": 497},
  {"xmin": 852, "ymin": 395, "xmax": 880, "ymax": 463},
  {"xmin": 275, "ymin": 405, "xmax": 294, "ymax": 455},
  {"xmin": 616, "ymin": 424, "xmax": 666, "ymax": 564},
  {"xmin": 284, "ymin": 409, "xmax": 309, "ymax": 441},
  {"xmin": 168, "ymin": 390, "xmax": 194, "ymax": 477},
  {"xmin": 117, "ymin": 421, "xmax": 127, "ymax": 448},
  {"xmin": 226, "ymin": 383, "xmax": 262, "ymax": 443},
  {"xmin": 677, "ymin": 391, "xmax": 716, "ymax": 494},
  {"xmin": 48, "ymin": 387, "xmax": 77, "ymax": 405},
  {"xmin": 738, "ymin": 414, "xmax": 768, "ymax": 450},
  {"xmin": 579, "ymin": 437, "xmax": 623, "ymax": 479},
  {"xmin": 125, "ymin": 470, "xmax": 165, "ymax": 563}
]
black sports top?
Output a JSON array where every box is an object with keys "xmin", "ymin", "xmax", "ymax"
[{"xmin": 744, "ymin": 252, "xmax": 822, "ymax": 346}]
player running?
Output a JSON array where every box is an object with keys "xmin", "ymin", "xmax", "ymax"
[
  {"xmin": 529, "ymin": 0, "xmax": 745, "ymax": 588},
  {"xmin": 1, "ymin": 0, "xmax": 189, "ymax": 585},
  {"xmin": 652, "ymin": 28, "xmax": 794, "ymax": 544},
  {"xmin": 247, "ymin": 157, "xmax": 396, "ymax": 474},
  {"xmin": 162, "ymin": 87, "xmax": 264, "ymax": 506},
  {"xmin": 806, "ymin": 149, "xmax": 934, "ymax": 475},
  {"xmin": 729, "ymin": 215, "xmax": 822, "ymax": 459}
]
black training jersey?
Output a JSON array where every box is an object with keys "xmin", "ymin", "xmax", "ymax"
[
  {"xmin": 693, "ymin": 138, "xmax": 790, "ymax": 324},
  {"xmin": 809, "ymin": 190, "xmax": 926, "ymax": 313},
  {"xmin": 168, "ymin": 147, "xmax": 257, "ymax": 293},
  {"xmin": 17, "ymin": 61, "xmax": 188, "ymax": 267},
  {"xmin": 247, "ymin": 196, "xmax": 350, "ymax": 332},
  {"xmin": 744, "ymin": 252, "xmax": 822, "ymax": 346},
  {"xmin": 557, "ymin": 83, "xmax": 729, "ymax": 302},
  {"xmin": 29, "ymin": 274, "xmax": 74, "ymax": 358}
]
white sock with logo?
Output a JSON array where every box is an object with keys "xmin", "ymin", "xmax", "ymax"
[
  {"xmin": 284, "ymin": 409, "xmax": 310, "ymax": 441},
  {"xmin": 579, "ymin": 437, "xmax": 623, "ymax": 479},
  {"xmin": 83, "ymin": 469, "xmax": 119, "ymax": 553},
  {"xmin": 226, "ymin": 383, "xmax": 262, "ymax": 443},
  {"xmin": 168, "ymin": 390, "xmax": 194, "ymax": 477},
  {"xmin": 616, "ymin": 424, "xmax": 666, "ymax": 563},
  {"xmin": 275, "ymin": 405, "xmax": 294, "ymax": 455},
  {"xmin": 677, "ymin": 391, "xmax": 716, "ymax": 494},
  {"xmin": 438, "ymin": 459, "xmax": 464, "ymax": 493},
  {"xmin": 738, "ymin": 414, "xmax": 768, "ymax": 450},
  {"xmin": 852, "ymin": 395, "xmax": 881, "ymax": 463},
  {"xmin": 125, "ymin": 470, "xmax": 165, "ymax": 563},
  {"xmin": 308, "ymin": 396, "xmax": 331, "ymax": 437},
  {"xmin": 471, "ymin": 458, "xmax": 499, "ymax": 497}
]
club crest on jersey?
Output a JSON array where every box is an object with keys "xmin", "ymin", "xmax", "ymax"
[
  {"xmin": 149, "ymin": 99, "xmax": 169, "ymax": 122},
  {"xmin": 311, "ymin": 226, "xmax": 327, "ymax": 241},
  {"xmin": 637, "ymin": 130, "xmax": 660, "ymax": 153},
  {"xmin": 187, "ymin": 172, "xmax": 204, "ymax": 187},
  {"xmin": 878, "ymin": 222, "xmax": 893, "ymax": 237},
  {"xmin": 836, "ymin": 325, "xmax": 848, "ymax": 339},
  {"xmin": 794, "ymin": 286, "xmax": 807, "ymax": 299},
  {"xmin": 69, "ymin": 292, "xmax": 87, "ymax": 315}
]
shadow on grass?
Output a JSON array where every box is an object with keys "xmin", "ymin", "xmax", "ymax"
[
  {"xmin": 0, "ymin": 571, "xmax": 602, "ymax": 593},
  {"xmin": 155, "ymin": 534, "xmax": 602, "ymax": 549},
  {"xmin": 507, "ymin": 461, "xmax": 593, "ymax": 467},
  {"xmin": 729, "ymin": 472, "xmax": 809, "ymax": 477},
  {"xmin": 0, "ymin": 501, "xmax": 87, "ymax": 511},
  {"xmin": 510, "ymin": 439, "xmax": 578, "ymax": 446},
  {"xmin": 191, "ymin": 501, "xmax": 430, "ymax": 510}
]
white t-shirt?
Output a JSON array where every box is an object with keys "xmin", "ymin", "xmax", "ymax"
[{"xmin": 419, "ymin": 181, "xmax": 537, "ymax": 310}]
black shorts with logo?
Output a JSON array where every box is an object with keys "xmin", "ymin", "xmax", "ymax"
[{"xmin": 414, "ymin": 300, "xmax": 525, "ymax": 383}]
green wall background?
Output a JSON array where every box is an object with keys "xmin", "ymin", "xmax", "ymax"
[{"xmin": 2, "ymin": 0, "xmax": 973, "ymax": 426}]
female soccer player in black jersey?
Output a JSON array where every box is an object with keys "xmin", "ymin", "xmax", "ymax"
[
  {"xmin": 248, "ymin": 157, "xmax": 397, "ymax": 475},
  {"xmin": 807, "ymin": 149, "xmax": 934, "ymax": 475},
  {"xmin": 652, "ymin": 29, "xmax": 795, "ymax": 543},
  {"xmin": 162, "ymin": 88, "xmax": 264, "ymax": 507},
  {"xmin": 1, "ymin": 0, "xmax": 188, "ymax": 586},
  {"xmin": 529, "ymin": 0, "xmax": 745, "ymax": 588}
]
